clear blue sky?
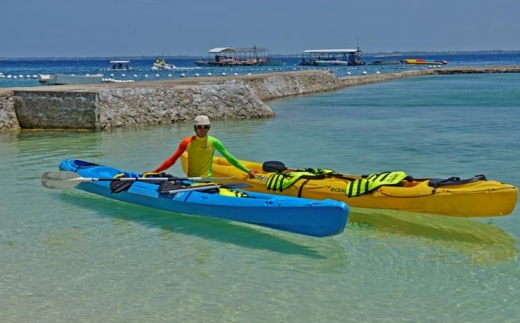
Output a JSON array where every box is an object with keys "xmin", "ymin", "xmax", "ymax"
[{"xmin": 2, "ymin": 0, "xmax": 519, "ymax": 58}]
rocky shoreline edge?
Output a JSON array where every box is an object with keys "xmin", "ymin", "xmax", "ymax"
[{"xmin": 1, "ymin": 65, "xmax": 519, "ymax": 132}]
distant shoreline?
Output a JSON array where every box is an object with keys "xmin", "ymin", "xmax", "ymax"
[{"xmin": 1, "ymin": 50, "xmax": 520, "ymax": 61}]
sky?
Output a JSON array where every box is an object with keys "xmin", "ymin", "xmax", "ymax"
[{"xmin": 2, "ymin": 0, "xmax": 520, "ymax": 58}]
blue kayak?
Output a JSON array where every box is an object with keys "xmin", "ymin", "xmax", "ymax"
[{"xmin": 56, "ymin": 159, "xmax": 349, "ymax": 237}]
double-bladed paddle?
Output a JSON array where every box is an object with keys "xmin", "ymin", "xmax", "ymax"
[{"xmin": 41, "ymin": 171, "xmax": 235, "ymax": 190}]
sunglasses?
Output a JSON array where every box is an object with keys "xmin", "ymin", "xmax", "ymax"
[{"xmin": 195, "ymin": 125, "xmax": 211, "ymax": 130}]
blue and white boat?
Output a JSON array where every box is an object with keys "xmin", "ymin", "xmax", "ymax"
[
  {"xmin": 300, "ymin": 48, "xmax": 365, "ymax": 66},
  {"xmin": 48, "ymin": 159, "xmax": 349, "ymax": 237}
]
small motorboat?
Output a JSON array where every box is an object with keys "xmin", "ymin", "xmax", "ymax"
[{"xmin": 152, "ymin": 59, "xmax": 176, "ymax": 70}]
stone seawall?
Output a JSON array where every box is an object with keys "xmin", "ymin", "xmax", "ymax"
[
  {"xmin": 1, "ymin": 66, "xmax": 520, "ymax": 132},
  {"xmin": 1, "ymin": 70, "xmax": 340, "ymax": 131},
  {"xmin": 0, "ymin": 90, "xmax": 20, "ymax": 132}
]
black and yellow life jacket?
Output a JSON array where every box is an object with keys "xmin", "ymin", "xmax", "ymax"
[
  {"xmin": 345, "ymin": 171, "xmax": 409, "ymax": 197},
  {"xmin": 265, "ymin": 168, "xmax": 337, "ymax": 192},
  {"xmin": 266, "ymin": 172, "xmax": 309, "ymax": 191},
  {"xmin": 218, "ymin": 188, "xmax": 249, "ymax": 198}
]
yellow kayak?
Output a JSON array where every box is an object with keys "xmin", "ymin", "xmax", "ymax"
[{"xmin": 181, "ymin": 154, "xmax": 518, "ymax": 217}]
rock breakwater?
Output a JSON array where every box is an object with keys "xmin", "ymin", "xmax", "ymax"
[{"xmin": 1, "ymin": 66, "xmax": 519, "ymax": 132}]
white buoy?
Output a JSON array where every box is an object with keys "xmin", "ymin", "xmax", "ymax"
[
  {"xmin": 144, "ymin": 74, "xmax": 148, "ymax": 78},
  {"xmin": 222, "ymin": 72, "xmax": 226, "ymax": 76},
  {"xmin": 208, "ymin": 73, "xmax": 212, "ymax": 76},
  {"xmin": 234, "ymin": 73, "xmax": 238, "ymax": 76},
  {"xmin": 376, "ymin": 71, "xmax": 380, "ymax": 74},
  {"xmin": 180, "ymin": 74, "xmax": 184, "ymax": 77},
  {"xmin": 121, "ymin": 74, "xmax": 125, "ymax": 77},
  {"xmin": 195, "ymin": 73, "xmax": 199, "ymax": 77},
  {"xmin": 362, "ymin": 71, "xmax": 367, "ymax": 75}
]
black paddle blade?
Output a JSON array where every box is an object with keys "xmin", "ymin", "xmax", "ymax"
[
  {"xmin": 158, "ymin": 181, "xmax": 252, "ymax": 195},
  {"xmin": 262, "ymin": 161, "xmax": 287, "ymax": 173}
]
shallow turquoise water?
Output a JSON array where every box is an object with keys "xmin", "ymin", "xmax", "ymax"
[{"xmin": 1, "ymin": 73, "xmax": 520, "ymax": 322}]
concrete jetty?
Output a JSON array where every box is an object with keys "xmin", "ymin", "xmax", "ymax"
[{"xmin": 1, "ymin": 65, "xmax": 520, "ymax": 133}]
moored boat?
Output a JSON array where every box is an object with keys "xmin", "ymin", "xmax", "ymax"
[
  {"xmin": 194, "ymin": 46, "xmax": 277, "ymax": 67},
  {"xmin": 181, "ymin": 155, "xmax": 518, "ymax": 217},
  {"xmin": 300, "ymin": 48, "xmax": 365, "ymax": 66},
  {"xmin": 47, "ymin": 159, "xmax": 349, "ymax": 237}
]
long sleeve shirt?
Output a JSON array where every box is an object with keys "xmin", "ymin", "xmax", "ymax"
[{"xmin": 154, "ymin": 135, "xmax": 250, "ymax": 177}]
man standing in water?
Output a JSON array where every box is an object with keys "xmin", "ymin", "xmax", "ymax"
[{"xmin": 153, "ymin": 115, "xmax": 256, "ymax": 178}]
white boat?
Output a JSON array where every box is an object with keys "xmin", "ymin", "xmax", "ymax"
[
  {"xmin": 315, "ymin": 59, "xmax": 350, "ymax": 66},
  {"xmin": 152, "ymin": 59, "xmax": 177, "ymax": 70},
  {"xmin": 300, "ymin": 48, "xmax": 365, "ymax": 66},
  {"xmin": 38, "ymin": 74, "xmax": 104, "ymax": 85}
]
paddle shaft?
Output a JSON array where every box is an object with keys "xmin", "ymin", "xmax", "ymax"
[
  {"xmin": 165, "ymin": 184, "xmax": 220, "ymax": 194},
  {"xmin": 70, "ymin": 176, "xmax": 226, "ymax": 183},
  {"xmin": 41, "ymin": 171, "xmax": 235, "ymax": 190}
]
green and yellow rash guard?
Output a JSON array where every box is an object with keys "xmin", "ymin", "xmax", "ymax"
[{"xmin": 154, "ymin": 135, "xmax": 250, "ymax": 177}]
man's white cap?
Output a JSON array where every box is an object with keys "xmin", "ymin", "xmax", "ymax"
[{"xmin": 194, "ymin": 115, "xmax": 211, "ymax": 126}]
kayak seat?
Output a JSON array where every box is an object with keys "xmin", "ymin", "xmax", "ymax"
[
  {"xmin": 428, "ymin": 174, "xmax": 487, "ymax": 193},
  {"xmin": 428, "ymin": 174, "xmax": 487, "ymax": 187},
  {"xmin": 110, "ymin": 172, "xmax": 182, "ymax": 195}
]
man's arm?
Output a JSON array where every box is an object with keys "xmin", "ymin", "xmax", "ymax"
[{"xmin": 154, "ymin": 137, "xmax": 192, "ymax": 172}]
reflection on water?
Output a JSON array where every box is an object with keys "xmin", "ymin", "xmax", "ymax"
[
  {"xmin": 59, "ymin": 192, "xmax": 334, "ymax": 259},
  {"xmin": 55, "ymin": 191, "xmax": 352, "ymax": 275},
  {"xmin": 349, "ymin": 208, "xmax": 517, "ymax": 265}
]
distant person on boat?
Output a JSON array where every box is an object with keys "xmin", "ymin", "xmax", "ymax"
[{"xmin": 151, "ymin": 115, "xmax": 257, "ymax": 178}]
